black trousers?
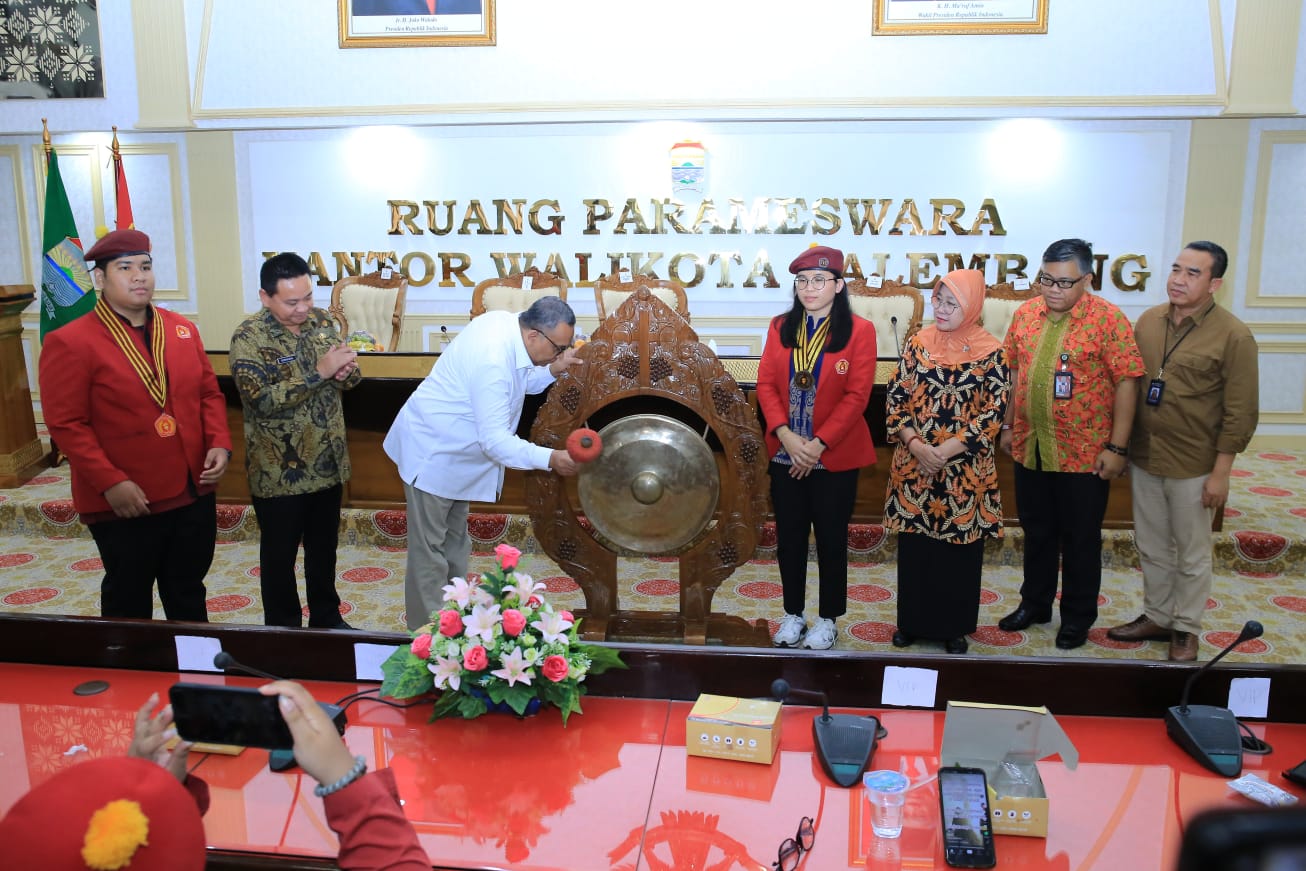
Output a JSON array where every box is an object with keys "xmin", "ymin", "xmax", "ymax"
[
  {"xmin": 251, "ymin": 484, "xmax": 344, "ymax": 628},
  {"xmin": 896, "ymin": 532, "xmax": 985, "ymax": 641},
  {"xmin": 769, "ymin": 462, "xmax": 860, "ymax": 620},
  {"xmin": 1012, "ymin": 460, "xmax": 1110, "ymax": 628},
  {"xmin": 89, "ymin": 492, "xmax": 215, "ymax": 622}
]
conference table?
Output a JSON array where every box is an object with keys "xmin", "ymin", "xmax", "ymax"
[{"xmin": 3, "ymin": 614, "xmax": 1304, "ymax": 870}]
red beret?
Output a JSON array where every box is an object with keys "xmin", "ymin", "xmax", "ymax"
[
  {"xmin": 789, "ymin": 245, "xmax": 843, "ymax": 276},
  {"xmin": 84, "ymin": 229, "xmax": 151, "ymax": 265},
  {"xmin": 0, "ymin": 756, "xmax": 206, "ymax": 871}
]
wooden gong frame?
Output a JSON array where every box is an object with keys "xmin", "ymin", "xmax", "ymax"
[{"xmin": 526, "ymin": 287, "xmax": 770, "ymax": 646}]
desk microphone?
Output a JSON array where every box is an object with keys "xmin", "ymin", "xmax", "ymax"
[
  {"xmin": 772, "ymin": 678, "xmax": 880, "ymax": 788},
  {"xmin": 890, "ymin": 316, "xmax": 901, "ymax": 357},
  {"xmin": 1164, "ymin": 620, "xmax": 1263, "ymax": 777},
  {"xmin": 212, "ymin": 652, "xmax": 348, "ymax": 771}
]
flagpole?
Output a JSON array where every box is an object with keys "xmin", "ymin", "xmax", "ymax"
[{"xmin": 110, "ymin": 125, "xmax": 134, "ymax": 231}]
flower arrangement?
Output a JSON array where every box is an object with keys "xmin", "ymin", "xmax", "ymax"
[{"xmin": 380, "ymin": 544, "xmax": 624, "ymax": 724}]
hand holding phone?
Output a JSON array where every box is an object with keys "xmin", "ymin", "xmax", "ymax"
[
  {"xmin": 169, "ymin": 683, "xmax": 294, "ymax": 750},
  {"xmin": 938, "ymin": 765, "xmax": 997, "ymax": 869}
]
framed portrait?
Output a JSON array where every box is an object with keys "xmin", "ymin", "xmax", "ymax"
[
  {"xmin": 872, "ymin": 0, "xmax": 1048, "ymax": 36},
  {"xmin": 338, "ymin": 0, "xmax": 496, "ymax": 48}
]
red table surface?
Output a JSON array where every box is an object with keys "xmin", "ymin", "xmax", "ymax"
[{"xmin": 1, "ymin": 663, "xmax": 1303, "ymax": 871}]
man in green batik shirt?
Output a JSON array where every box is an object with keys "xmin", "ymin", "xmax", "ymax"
[{"xmin": 230, "ymin": 253, "xmax": 361, "ymax": 629}]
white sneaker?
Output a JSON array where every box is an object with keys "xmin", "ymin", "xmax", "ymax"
[
  {"xmin": 802, "ymin": 618, "xmax": 837, "ymax": 650},
  {"xmin": 773, "ymin": 613, "xmax": 806, "ymax": 647}
]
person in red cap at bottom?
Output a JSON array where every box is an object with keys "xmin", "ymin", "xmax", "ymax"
[
  {"xmin": 0, "ymin": 682, "xmax": 429, "ymax": 870},
  {"xmin": 38, "ymin": 228, "xmax": 232, "ymax": 622},
  {"xmin": 756, "ymin": 245, "xmax": 878, "ymax": 650}
]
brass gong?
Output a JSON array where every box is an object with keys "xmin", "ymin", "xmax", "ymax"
[{"xmin": 578, "ymin": 413, "xmax": 719, "ymax": 555}]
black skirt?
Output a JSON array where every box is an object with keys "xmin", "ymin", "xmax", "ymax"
[{"xmin": 895, "ymin": 531, "xmax": 985, "ymax": 641}]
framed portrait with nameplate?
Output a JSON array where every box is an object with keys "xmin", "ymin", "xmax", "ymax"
[
  {"xmin": 872, "ymin": 0, "xmax": 1048, "ymax": 36},
  {"xmin": 338, "ymin": 0, "xmax": 496, "ymax": 48}
]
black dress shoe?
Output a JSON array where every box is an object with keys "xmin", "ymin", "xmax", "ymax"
[
  {"xmin": 891, "ymin": 630, "xmax": 913, "ymax": 648},
  {"xmin": 998, "ymin": 605, "xmax": 1053, "ymax": 632},
  {"xmin": 944, "ymin": 637, "xmax": 969, "ymax": 655},
  {"xmin": 1055, "ymin": 625, "xmax": 1089, "ymax": 650}
]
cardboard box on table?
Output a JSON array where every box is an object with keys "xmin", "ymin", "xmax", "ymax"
[
  {"xmin": 939, "ymin": 701, "xmax": 1080, "ymax": 838},
  {"xmin": 686, "ymin": 694, "xmax": 782, "ymax": 765}
]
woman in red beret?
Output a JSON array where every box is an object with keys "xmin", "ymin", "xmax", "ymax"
[{"xmin": 756, "ymin": 246, "xmax": 877, "ymax": 650}]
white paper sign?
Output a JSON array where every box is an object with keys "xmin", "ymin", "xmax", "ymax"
[
  {"xmin": 175, "ymin": 636, "xmax": 223, "ymax": 672},
  {"xmin": 1228, "ymin": 677, "xmax": 1270, "ymax": 719},
  {"xmin": 867, "ymin": 274, "xmax": 884, "ymax": 288},
  {"xmin": 355, "ymin": 643, "xmax": 401, "ymax": 682},
  {"xmin": 1013, "ymin": 276, "xmax": 1031, "ymax": 290},
  {"xmin": 881, "ymin": 666, "xmax": 939, "ymax": 708}
]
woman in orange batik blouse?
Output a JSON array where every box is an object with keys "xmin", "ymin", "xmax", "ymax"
[{"xmin": 884, "ymin": 269, "xmax": 1009, "ymax": 654}]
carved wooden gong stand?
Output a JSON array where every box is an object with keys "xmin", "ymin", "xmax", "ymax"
[{"xmin": 526, "ymin": 287, "xmax": 770, "ymax": 646}]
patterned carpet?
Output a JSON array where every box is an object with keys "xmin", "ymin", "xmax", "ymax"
[{"xmin": 1, "ymin": 453, "xmax": 1302, "ymax": 663}]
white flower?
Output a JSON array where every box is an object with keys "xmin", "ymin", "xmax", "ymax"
[
  {"xmin": 490, "ymin": 646, "xmax": 534, "ymax": 687},
  {"xmin": 504, "ymin": 576, "xmax": 544, "ymax": 606},
  {"xmin": 428, "ymin": 655, "xmax": 462, "ymax": 691},
  {"xmin": 472, "ymin": 586, "xmax": 495, "ymax": 607},
  {"xmin": 530, "ymin": 610, "xmax": 573, "ymax": 644},
  {"xmin": 462, "ymin": 602, "xmax": 502, "ymax": 644},
  {"xmin": 442, "ymin": 576, "xmax": 474, "ymax": 609}
]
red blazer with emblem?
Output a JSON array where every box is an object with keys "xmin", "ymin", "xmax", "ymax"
[
  {"xmin": 39, "ymin": 307, "xmax": 232, "ymax": 516},
  {"xmin": 756, "ymin": 314, "xmax": 878, "ymax": 472}
]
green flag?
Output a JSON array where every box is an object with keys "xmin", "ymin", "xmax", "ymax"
[{"xmin": 40, "ymin": 148, "xmax": 95, "ymax": 341}]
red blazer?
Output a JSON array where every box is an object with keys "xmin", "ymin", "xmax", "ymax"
[
  {"xmin": 39, "ymin": 307, "xmax": 232, "ymax": 516},
  {"xmin": 756, "ymin": 314, "xmax": 878, "ymax": 472}
]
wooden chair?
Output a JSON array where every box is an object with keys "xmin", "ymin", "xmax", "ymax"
[
  {"xmin": 981, "ymin": 281, "xmax": 1037, "ymax": 344},
  {"xmin": 844, "ymin": 276, "xmax": 924, "ymax": 357},
  {"xmin": 594, "ymin": 273, "xmax": 690, "ymax": 322},
  {"xmin": 328, "ymin": 269, "xmax": 408, "ymax": 352},
  {"xmin": 470, "ymin": 267, "xmax": 568, "ymax": 318}
]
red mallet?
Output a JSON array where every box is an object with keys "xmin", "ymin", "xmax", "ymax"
[{"xmin": 566, "ymin": 428, "xmax": 603, "ymax": 463}]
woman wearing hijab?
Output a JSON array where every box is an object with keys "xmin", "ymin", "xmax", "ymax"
[
  {"xmin": 884, "ymin": 269, "xmax": 1009, "ymax": 654},
  {"xmin": 757, "ymin": 245, "xmax": 877, "ymax": 651}
]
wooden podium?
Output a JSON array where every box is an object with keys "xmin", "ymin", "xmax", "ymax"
[{"xmin": 0, "ymin": 286, "xmax": 46, "ymax": 488}]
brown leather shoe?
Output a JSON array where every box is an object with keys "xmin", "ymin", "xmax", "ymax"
[
  {"xmin": 1169, "ymin": 631, "xmax": 1199, "ymax": 662},
  {"xmin": 1107, "ymin": 615, "xmax": 1171, "ymax": 642}
]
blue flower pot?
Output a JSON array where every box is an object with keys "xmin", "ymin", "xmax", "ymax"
[{"xmin": 467, "ymin": 687, "xmax": 542, "ymax": 717}]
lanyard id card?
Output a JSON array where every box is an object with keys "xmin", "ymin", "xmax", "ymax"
[
  {"xmin": 1053, "ymin": 353, "xmax": 1073, "ymax": 400},
  {"xmin": 1146, "ymin": 378, "xmax": 1165, "ymax": 406}
]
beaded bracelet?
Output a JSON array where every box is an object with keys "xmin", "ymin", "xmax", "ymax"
[
  {"xmin": 313, "ymin": 755, "xmax": 367, "ymax": 797},
  {"xmin": 903, "ymin": 434, "xmax": 921, "ymax": 450}
]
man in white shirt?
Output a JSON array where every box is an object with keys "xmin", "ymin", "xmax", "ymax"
[{"xmin": 384, "ymin": 296, "xmax": 581, "ymax": 629}]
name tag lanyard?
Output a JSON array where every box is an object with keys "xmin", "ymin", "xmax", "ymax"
[{"xmin": 1148, "ymin": 302, "xmax": 1214, "ymax": 407}]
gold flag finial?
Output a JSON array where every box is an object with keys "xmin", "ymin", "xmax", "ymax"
[
  {"xmin": 111, "ymin": 125, "xmax": 121, "ymax": 157},
  {"xmin": 42, "ymin": 118, "xmax": 51, "ymax": 155}
]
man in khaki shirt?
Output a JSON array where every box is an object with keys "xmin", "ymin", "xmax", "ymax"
[{"xmin": 1107, "ymin": 241, "xmax": 1259, "ymax": 661}]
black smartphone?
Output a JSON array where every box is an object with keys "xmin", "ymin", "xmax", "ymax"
[
  {"xmin": 938, "ymin": 765, "xmax": 997, "ymax": 869},
  {"xmin": 169, "ymin": 682, "xmax": 294, "ymax": 750},
  {"xmin": 1284, "ymin": 759, "xmax": 1306, "ymax": 788}
]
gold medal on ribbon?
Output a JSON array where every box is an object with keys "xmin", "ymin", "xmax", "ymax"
[
  {"xmin": 93, "ymin": 299, "xmax": 173, "ymax": 436},
  {"xmin": 790, "ymin": 316, "xmax": 831, "ymax": 392}
]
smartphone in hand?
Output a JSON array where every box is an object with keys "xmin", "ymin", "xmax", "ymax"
[
  {"xmin": 169, "ymin": 683, "xmax": 293, "ymax": 750},
  {"xmin": 938, "ymin": 765, "xmax": 997, "ymax": 869}
]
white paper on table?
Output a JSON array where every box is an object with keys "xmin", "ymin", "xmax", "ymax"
[
  {"xmin": 355, "ymin": 643, "xmax": 401, "ymax": 682},
  {"xmin": 1228, "ymin": 677, "xmax": 1270, "ymax": 718},
  {"xmin": 175, "ymin": 635, "xmax": 223, "ymax": 672},
  {"xmin": 881, "ymin": 665, "xmax": 938, "ymax": 708}
]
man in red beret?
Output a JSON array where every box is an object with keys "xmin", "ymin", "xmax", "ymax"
[{"xmin": 38, "ymin": 228, "xmax": 232, "ymax": 622}]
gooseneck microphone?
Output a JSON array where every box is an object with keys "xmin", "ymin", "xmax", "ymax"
[
  {"xmin": 1165, "ymin": 620, "xmax": 1264, "ymax": 776},
  {"xmin": 890, "ymin": 315, "xmax": 901, "ymax": 357},
  {"xmin": 771, "ymin": 678, "xmax": 880, "ymax": 788},
  {"xmin": 213, "ymin": 651, "xmax": 282, "ymax": 682}
]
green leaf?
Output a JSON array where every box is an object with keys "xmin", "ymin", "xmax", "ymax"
[
  {"xmin": 379, "ymin": 649, "xmax": 434, "ymax": 699},
  {"xmin": 580, "ymin": 643, "xmax": 627, "ymax": 675}
]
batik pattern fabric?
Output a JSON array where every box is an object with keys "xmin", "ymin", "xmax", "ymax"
[
  {"xmin": 229, "ymin": 308, "xmax": 361, "ymax": 499},
  {"xmin": 883, "ymin": 342, "xmax": 1009, "ymax": 545},
  {"xmin": 1003, "ymin": 294, "xmax": 1143, "ymax": 473}
]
